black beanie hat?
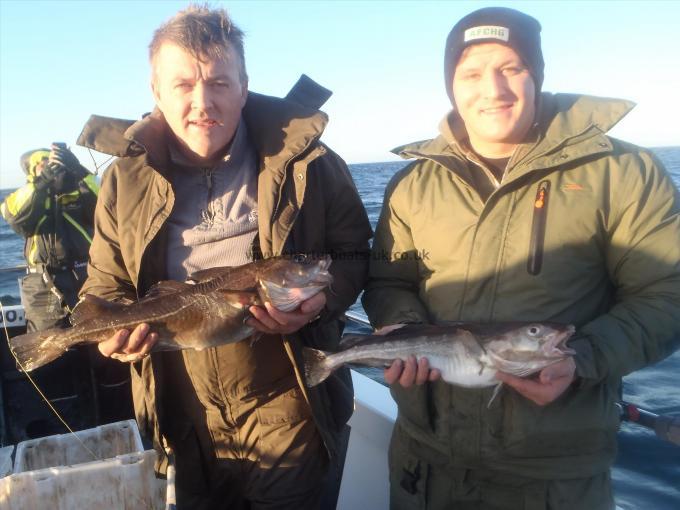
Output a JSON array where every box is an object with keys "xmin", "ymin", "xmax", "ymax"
[{"xmin": 444, "ymin": 7, "xmax": 544, "ymax": 102}]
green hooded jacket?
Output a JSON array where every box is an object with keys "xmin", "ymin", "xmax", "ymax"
[
  {"xmin": 363, "ymin": 93, "xmax": 680, "ymax": 478},
  {"xmin": 77, "ymin": 89, "xmax": 373, "ymax": 476}
]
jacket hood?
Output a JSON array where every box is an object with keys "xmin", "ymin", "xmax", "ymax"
[
  {"xmin": 393, "ymin": 93, "xmax": 635, "ymax": 162},
  {"xmin": 20, "ymin": 148, "xmax": 51, "ymax": 178},
  {"xmin": 77, "ymin": 91, "xmax": 329, "ymax": 173}
]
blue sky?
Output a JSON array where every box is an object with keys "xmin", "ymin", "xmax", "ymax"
[{"xmin": 1, "ymin": 0, "xmax": 679, "ymax": 188}]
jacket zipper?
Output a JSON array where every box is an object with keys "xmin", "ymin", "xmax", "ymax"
[
  {"xmin": 202, "ymin": 168, "xmax": 215, "ymax": 225},
  {"xmin": 527, "ymin": 180, "xmax": 550, "ymax": 275}
]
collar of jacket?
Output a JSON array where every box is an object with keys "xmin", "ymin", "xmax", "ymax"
[
  {"xmin": 77, "ymin": 91, "xmax": 328, "ymax": 177},
  {"xmin": 392, "ymin": 93, "xmax": 635, "ymax": 185}
]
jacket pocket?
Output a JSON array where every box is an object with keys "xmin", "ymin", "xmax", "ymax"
[
  {"xmin": 255, "ymin": 384, "xmax": 312, "ymax": 426},
  {"xmin": 527, "ymin": 180, "xmax": 551, "ymax": 275}
]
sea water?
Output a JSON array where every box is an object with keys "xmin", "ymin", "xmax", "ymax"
[{"xmin": 1, "ymin": 147, "xmax": 679, "ymax": 508}]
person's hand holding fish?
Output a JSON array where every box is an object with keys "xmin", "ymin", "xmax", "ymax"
[
  {"xmin": 247, "ymin": 291, "xmax": 326, "ymax": 335},
  {"xmin": 384, "ymin": 356, "xmax": 442, "ymax": 388},
  {"xmin": 379, "ymin": 321, "xmax": 578, "ymax": 404},
  {"xmin": 377, "ymin": 323, "xmax": 441, "ymax": 387},
  {"xmin": 495, "ymin": 356, "xmax": 577, "ymax": 406},
  {"xmin": 98, "ymin": 323, "xmax": 158, "ymax": 363}
]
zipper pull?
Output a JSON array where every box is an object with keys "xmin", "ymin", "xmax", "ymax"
[{"xmin": 202, "ymin": 168, "xmax": 215, "ymax": 224}]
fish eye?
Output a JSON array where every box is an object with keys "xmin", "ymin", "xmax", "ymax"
[
  {"xmin": 293, "ymin": 254, "xmax": 306, "ymax": 263},
  {"xmin": 528, "ymin": 326, "xmax": 540, "ymax": 336}
]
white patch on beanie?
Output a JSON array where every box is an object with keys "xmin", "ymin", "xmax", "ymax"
[{"xmin": 464, "ymin": 26, "xmax": 509, "ymax": 42}]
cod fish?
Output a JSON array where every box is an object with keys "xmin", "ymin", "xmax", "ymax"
[
  {"xmin": 304, "ymin": 322, "xmax": 575, "ymax": 388},
  {"xmin": 11, "ymin": 255, "xmax": 332, "ymax": 372}
]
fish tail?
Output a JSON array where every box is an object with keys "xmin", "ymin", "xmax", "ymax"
[
  {"xmin": 303, "ymin": 347, "xmax": 333, "ymax": 387},
  {"xmin": 8, "ymin": 328, "xmax": 69, "ymax": 372}
]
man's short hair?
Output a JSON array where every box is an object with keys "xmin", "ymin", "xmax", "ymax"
[{"xmin": 149, "ymin": 5, "xmax": 247, "ymax": 83}]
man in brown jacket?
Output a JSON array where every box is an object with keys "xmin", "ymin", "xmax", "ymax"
[{"xmin": 77, "ymin": 6, "xmax": 371, "ymax": 509}]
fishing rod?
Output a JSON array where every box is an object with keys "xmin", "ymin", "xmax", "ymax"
[
  {"xmin": 0, "ymin": 265, "xmax": 27, "ymax": 273},
  {"xmin": 343, "ymin": 311, "xmax": 680, "ymax": 446},
  {"xmin": 617, "ymin": 401, "xmax": 680, "ymax": 446}
]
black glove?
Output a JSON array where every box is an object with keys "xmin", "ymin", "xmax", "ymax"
[
  {"xmin": 50, "ymin": 145, "xmax": 89, "ymax": 181},
  {"xmin": 33, "ymin": 163, "xmax": 66, "ymax": 190}
]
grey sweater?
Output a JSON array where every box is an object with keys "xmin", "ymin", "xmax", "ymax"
[{"xmin": 165, "ymin": 121, "xmax": 258, "ymax": 281}]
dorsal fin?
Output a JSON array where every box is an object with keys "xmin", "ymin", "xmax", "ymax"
[
  {"xmin": 70, "ymin": 294, "xmax": 126, "ymax": 326},
  {"xmin": 338, "ymin": 334, "xmax": 366, "ymax": 349},
  {"xmin": 187, "ymin": 267, "xmax": 232, "ymax": 283},
  {"xmin": 143, "ymin": 280, "xmax": 192, "ymax": 300},
  {"xmin": 373, "ymin": 324, "xmax": 409, "ymax": 336}
]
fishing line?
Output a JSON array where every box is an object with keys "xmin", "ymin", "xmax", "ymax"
[{"xmin": 0, "ymin": 301, "xmax": 99, "ymax": 462}]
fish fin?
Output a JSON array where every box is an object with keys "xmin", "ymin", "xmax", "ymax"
[
  {"xmin": 9, "ymin": 328, "xmax": 71, "ymax": 372},
  {"xmin": 303, "ymin": 347, "xmax": 332, "ymax": 387},
  {"xmin": 487, "ymin": 382, "xmax": 504, "ymax": 409},
  {"xmin": 338, "ymin": 334, "xmax": 368, "ymax": 349},
  {"xmin": 70, "ymin": 294, "xmax": 126, "ymax": 326},
  {"xmin": 379, "ymin": 324, "xmax": 460, "ymax": 338},
  {"xmin": 221, "ymin": 290, "xmax": 260, "ymax": 308},
  {"xmin": 143, "ymin": 281, "xmax": 192, "ymax": 300},
  {"xmin": 372, "ymin": 323, "xmax": 409, "ymax": 336},
  {"xmin": 187, "ymin": 267, "xmax": 234, "ymax": 283},
  {"xmin": 457, "ymin": 329, "xmax": 487, "ymax": 356}
]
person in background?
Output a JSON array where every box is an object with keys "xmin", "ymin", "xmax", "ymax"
[
  {"xmin": 1, "ymin": 144, "xmax": 133, "ymax": 436},
  {"xmin": 363, "ymin": 6, "xmax": 680, "ymax": 509},
  {"xmin": 1, "ymin": 144, "xmax": 97, "ymax": 331},
  {"xmin": 77, "ymin": 5, "xmax": 371, "ymax": 509}
]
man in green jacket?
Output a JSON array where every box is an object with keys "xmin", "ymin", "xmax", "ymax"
[
  {"xmin": 78, "ymin": 5, "xmax": 371, "ymax": 509},
  {"xmin": 363, "ymin": 7, "xmax": 680, "ymax": 509}
]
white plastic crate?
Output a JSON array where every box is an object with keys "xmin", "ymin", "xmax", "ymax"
[
  {"xmin": 0, "ymin": 449, "xmax": 166, "ymax": 510},
  {"xmin": 13, "ymin": 419, "xmax": 142, "ymax": 473},
  {"xmin": 0, "ymin": 448, "xmax": 13, "ymax": 479}
]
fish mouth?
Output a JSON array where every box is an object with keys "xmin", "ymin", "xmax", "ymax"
[
  {"xmin": 543, "ymin": 324, "xmax": 576, "ymax": 357},
  {"xmin": 258, "ymin": 255, "xmax": 333, "ymax": 312},
  {"xmin": 280, "ymin": 254, "xmax": 332, "ymax": 287}
]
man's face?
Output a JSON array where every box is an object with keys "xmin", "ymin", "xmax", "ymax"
[
  {"xmin": 151, "ymin": 43, "xmax": 248, "ymax": 166},
  {"xmin": 452, "ymin": 43, "xmax": 535, "ymax": 157}
]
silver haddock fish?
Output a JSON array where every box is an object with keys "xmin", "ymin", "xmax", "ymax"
[
  {"xmin": 11, "ymin": 255, "xmax": 332, "ymax": 372},
  {"xmin": 304, "ymin": 322, "xmax": 575, "ymax": 388}
]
